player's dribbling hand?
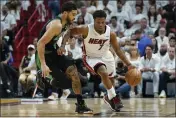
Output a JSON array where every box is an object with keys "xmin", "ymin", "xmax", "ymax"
[
  {"xmin": 41, "ymin": 64, "xmax": 52, "ymax": 78},
  {"xmin": 127, "ymin": 64, "xmax": 135, "ymax": 70},
  {"xmin": 57, "ymin": 47, "xmax": 66, "ymax": 55}
]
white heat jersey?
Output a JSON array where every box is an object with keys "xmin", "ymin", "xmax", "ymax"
[{"xmin": 83, "ymin": 23, "xmax": 111, "ymax": 57}]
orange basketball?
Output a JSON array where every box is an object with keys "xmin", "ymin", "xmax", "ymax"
[{"xmin": 125, "ymin": 68, "xmax": 142, "ymax": 86}]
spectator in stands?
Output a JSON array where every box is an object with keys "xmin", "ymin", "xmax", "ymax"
[
  {"xmin": 115, "ymin": 0, "xmax": 133, "ymax": 29},
  {"xmin": 97, "ymin": 0, "xmax": 116, "ymax": 23},
  {"xmin": 134, "ymin": 29, "xmax": 152, "ymax": 57},
  {"xmin": 108, "ymin": 16, "xmax": 124, "ymax": 37},
  {"xmin": 140, "ymin": 18, "xmax": 153, "ymax": 35},
  {"xmin": 127, "ymin": 47, "xmax": 141, "ymax": 97},
  {"xmin": 155, "ymin": 44, "xmax": 168, "ymax": 68},
  {"xmin": 0, "ymin": 19, "xmax": 13, "ymax": 66},
  {"xmin": 123, "ymin": 4, "xmax": 146, "ymax": 37},
  {"xmin": 76, "ymin": 15, "xmax": 85, "ymax": 25},
  {"xmin": 130, "ymin": 38, "xmax": 137, "ymax": 47},
  {"xmin": 168, "ymin": 32, "xmax": 175, "ymax": 41},
  {"xmin": 18, "ymin": 44, "xmax": 35, "ymax": 96},
  {"xmin": 147, "ymin": 5, "xmax": 162, "ymax": 32},
  {"xmin": 128, "ymin": 47, "xmax": 141, "ymax": 68},
  {"xmin": 162, "ymin": 0, "xmax": 176, "ymax": 22},
  {"xmin": 75, "ymin": 5, "xmax": 94, "ymax": 24},
  {"xmin": 86, "ymin": 0, "xmax": 97, "ymax": 14},
  {"xmin": 154, "ymin": 19, "xmax": 168, "ymax": 37},
  {"xmin": 159, "ymin": 47, "xmax": 175, "ymax": 98},
  {"xmin": 1, "ymin": 5, "xmax": 16, "ymax": 51},
  {"xmin": 66, "ymin": 35, "xmax": 83, "ymax": 60},
  {"xmin": 131, "ymin": 4, "xmax": 145, "ymax": 25},
  {"xmin": 147, "ymin": 0, "xmax": 157, "ymax": 11},
  {"xmin": 169, "ymin": 37, "xmax": 176, "ymax": 48},
  {"xmin": 138, "ymin": 45, "xmax": 160, "ymax": 98},
  {"xmin": 151, "ymin": 37, "xmax": 158, "ymax": 54},
  {"xmin": 1, "ymin": 21, "xmax": 8, "ymax": 38},
  {"xmin": 48, "ymin": 0, "xmax": 60, "ymax": 18},
  {"xmin": 124, "ymin": 38, "xmax": 131, "ymax": 52},
  {"xmin": 155, "ymin": 27, "xmax": 169, "ymax": 50},
  {"xmin": 129, "ymin": 0, "xmax": 146, "ymax": 15},
  {"xmin": 5, "ymin": 0, "xmax": 21, "ymax": 20},
  {"xmin": 0, "ymin": 39, "xmax": 11, "ymax": 65}
]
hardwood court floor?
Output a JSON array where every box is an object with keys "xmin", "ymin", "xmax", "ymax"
[{"xmin": 1, "ymin": 98, "xmax": 175, "ymax": 117}]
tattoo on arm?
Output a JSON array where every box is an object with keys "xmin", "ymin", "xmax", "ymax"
[{"xmin": 66, "ymin": 65, "xmax": 81, "ymax": 94}]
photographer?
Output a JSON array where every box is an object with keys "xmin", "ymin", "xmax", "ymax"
[{"xmin": 18, "ymin": 44, "xmax": 36, "ymax": 96}]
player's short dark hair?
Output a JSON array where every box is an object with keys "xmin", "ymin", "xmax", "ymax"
[
  {"xmin": 93, "ymin": 10, "xmax": 107, "ymax": 19},
  {"xmin": 61, "ymin": 2, "xmax": 77, "ymax": 13}
]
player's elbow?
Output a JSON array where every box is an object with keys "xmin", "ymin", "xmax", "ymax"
[{"xmin": 37, "ymin": 40, "xmax": 45, "ymax": 51}]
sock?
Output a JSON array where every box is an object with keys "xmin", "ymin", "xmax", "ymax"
[
  {"xmin": 76, "ymin": 94, "xmax": 83, "ymax": 104},
  {"xmin": 107, "ymin": 86, "xmax": 116, "ymax": 100}
]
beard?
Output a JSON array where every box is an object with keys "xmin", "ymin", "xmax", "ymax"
[
  {"xmin": 160, "ymin": 50, "xmax": 167, "ymax": 56},
  {"xmin": 66, "ymin": 17, "xmax": 73, "ymax": 25}
]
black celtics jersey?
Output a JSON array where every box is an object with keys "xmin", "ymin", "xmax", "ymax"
[{"xmin": 38, "ymin": 17, "xmax": 69, "ymax": 53}]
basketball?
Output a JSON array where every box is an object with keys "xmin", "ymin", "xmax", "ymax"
[{"xmin": 125, "ymin": 68, "xmax": 142, "ymax": 86}]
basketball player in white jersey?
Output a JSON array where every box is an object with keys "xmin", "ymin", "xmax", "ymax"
[{"xmin": 58, "ymin": 10, "xmax": 134, "ymax": 111}]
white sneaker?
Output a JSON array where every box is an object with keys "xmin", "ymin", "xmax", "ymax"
[
  {"xmin": 48, "ymin": 92, "xmax": 58, "ymax": 101},
  {"xmin": 60, "ymin": 89, "xmax": 71, "ymax": 100},
  {"xmin": 100, "ymin": 92, "xmax": 105, "ymax": 97},
  {"xmin": 130, "ymin": 91, "xmax": 135, "ymax": 97},
  {"xmin": 94, "ymin": 92, "xmax": 98, "ymax": 98},
  {"xmin": 159, "ymin": 90, "xmax": 166, "ymax": 98}
]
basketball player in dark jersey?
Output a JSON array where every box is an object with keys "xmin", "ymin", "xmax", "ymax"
[{"xmin": 35, "ymin": 2, "xmax": 92, "ymax": 113}]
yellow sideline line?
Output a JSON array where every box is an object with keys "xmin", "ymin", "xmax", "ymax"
[{"xmin": 0, "ymin": 99, "xmax": 20, "ymax": 104}]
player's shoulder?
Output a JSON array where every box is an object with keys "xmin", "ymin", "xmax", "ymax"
[
  {"xmin": 46, "ymin": 19, "xmax": 62, "ymax": 31},
  {"xmin": 50, "ymin": 19, "xmax": 62, "ymax": 27}
]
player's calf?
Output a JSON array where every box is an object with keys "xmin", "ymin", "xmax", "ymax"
[{"xmin": 66, "ymin": 65, "xmax": 93, "ymax": 114}]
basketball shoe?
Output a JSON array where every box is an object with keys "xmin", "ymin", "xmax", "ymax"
[
  {"xmin": 75, "ymin": 100, "xmax": 93, "ymax": 114},
  {"xmin": 103, "ymin": 94, "xmax": 124, "ymax": 112}
]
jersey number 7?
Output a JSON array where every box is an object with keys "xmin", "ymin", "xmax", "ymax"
[{"xmin": 98, "ymin": 44, "xmax": 104, "ymax": 50}]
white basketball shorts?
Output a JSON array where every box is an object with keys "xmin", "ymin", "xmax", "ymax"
[{"xmin": 83, "ymin": 51, "xmax": 116, "ymax": 77}]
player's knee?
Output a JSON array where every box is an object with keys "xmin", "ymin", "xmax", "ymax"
[
  {"xmin": 97, "ymin": 65, "xmax": 109, "ymax": 78},
  {"xmin": 66, "ymin": 65, "xmax": 79, "ymax": 79}
]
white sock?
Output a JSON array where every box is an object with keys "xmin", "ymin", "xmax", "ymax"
[{"xmin": 107, "ymin": 86, "xmax": 116, "ymax": 100}]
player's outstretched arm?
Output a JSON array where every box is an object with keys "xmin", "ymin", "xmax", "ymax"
[
  {"xmin": 61, "ymin": 25, "xmax": 88, "ymax": 47},
  {"xmin": 110, "ymin": 32, "xmax": 132, "ymax": 67}
]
